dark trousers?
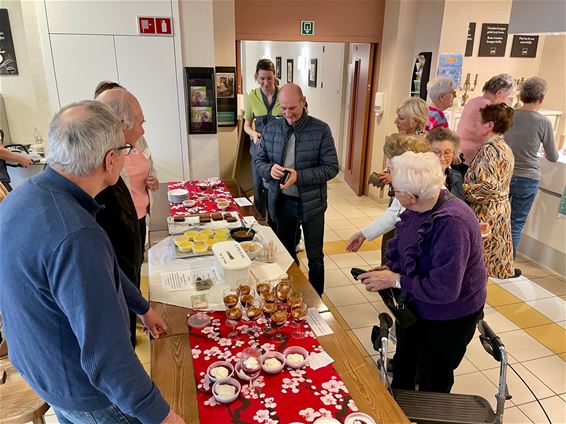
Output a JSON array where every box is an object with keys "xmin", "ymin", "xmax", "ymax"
[
  {"xmin": 273, "ymin": 194, "xmax": 325, "ymax": 295},
  {"xmin": 127, "ymin": 216, "xmax": 146, "ymax": 347},
  {"xmin": 250, "ymin": 143, "xmax": 268, "ymax": 218},
  {"xmin": 391, "ymin": 307, "xmax": 483, "ymax": 393}
]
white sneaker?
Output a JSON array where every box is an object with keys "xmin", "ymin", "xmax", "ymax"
[{"xmin": 295, "ymin": 239, "xmax": 305, "ymax": 252}]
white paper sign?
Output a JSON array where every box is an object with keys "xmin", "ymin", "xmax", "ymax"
[
  {"xmin": 234, "ymin": 197, "xmax": 253, "ymax": 207},
  {"xmin": 308, "ymin": 351, "xmax": 335, "ymax": 370},
  {"xmin": 306, "ymin": 307, "xmax": 334, "ymax": 336},
  {"xmin": 160, "ymin": 271, "xmax": 193, "ymax": 292}
]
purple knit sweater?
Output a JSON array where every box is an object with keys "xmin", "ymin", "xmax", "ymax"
[{"xmin": 386, "ymin": 191, "xmax": 487, "ymax": 320}]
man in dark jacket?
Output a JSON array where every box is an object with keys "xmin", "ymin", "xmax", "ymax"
[{"xmin": 255, "ymin": 83, "xmax": 339, "ymax": 295}]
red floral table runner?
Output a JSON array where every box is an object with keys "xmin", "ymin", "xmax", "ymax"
[
  {"xmin": 188, "ymin": 312, "xmax": 359, "ymax": 423},
  {"xmin": 167, "ymin": 180, "xmax": 241, "ymax": 217}
]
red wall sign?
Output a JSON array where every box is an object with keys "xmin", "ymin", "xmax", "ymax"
[{"xmin": 138, "ymin": 16, "xmax": 173, "ymax": 36}]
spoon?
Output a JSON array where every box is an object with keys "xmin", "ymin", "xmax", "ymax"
[{"xmin": 244, "ymin": 222, "xmax": 255, "ymax": 238}]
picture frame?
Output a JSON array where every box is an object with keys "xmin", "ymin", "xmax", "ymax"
[
  {"xmin": 186, "ymin": 67, "xmax": 217, "ymax": 134},
  {"xmin": 275, "ymin": 56, "xmax": 282, "ymax": 79},
  {"xmin": 287, "ymin": 59, "xmax": 293, "ymax": 83},
  {"xmin": 308, "ymin": 58, "xmax": 317, "ymax": 88},
  {"xmin": 215, "ymin": 66, "xmax": 237, "ymax": 127}
]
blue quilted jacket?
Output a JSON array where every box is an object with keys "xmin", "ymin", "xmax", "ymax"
[{"xmin": 254, "ymin": 111, "xmax": 339, "ymax": 222}]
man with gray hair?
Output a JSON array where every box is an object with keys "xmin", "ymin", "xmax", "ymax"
[
  {"xmin": 425, "ymin": 77, "xmax": 456, "ymax": 131},
  {"xmin": 95, "ymin": 88, "xmax": 146, "ymax": 347},
  {"xmin": 0, "ymin": 101, "xmax": 184, "ymax": 423}
]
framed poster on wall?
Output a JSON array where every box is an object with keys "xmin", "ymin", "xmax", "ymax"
[
  {"xmin": 215, "ymin": 66, "xmax": 237, "ymax": 127},
  {"xmin": 275, "ymin": 57, "xmax": 281, "ymax": 79},
  {"xmin": 308, "ymin": 58, "xmax": 317, "ymax": 88},
  {"xmin": 0, "ymin": 9, "xmax": 19, "ymax": 75},
  {"xmin": 186, "ymin": 67, "xmax": 217, "ymax": 134},
  {"xmin": 287, "ymin": 59, "xmax": 293, "ymax": 83}
]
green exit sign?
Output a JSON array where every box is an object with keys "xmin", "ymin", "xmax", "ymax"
[{"xmin": 301, "ymin": 21, "xmax": 315, "ymax": 36}]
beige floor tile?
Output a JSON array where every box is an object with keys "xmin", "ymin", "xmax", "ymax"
[
  {"xmin": 324, "ymin": 255, "xmax": 339, "ymax": 270},
  {"xmin": 324, "ymin": 285, "xmax": 368, "ymax": 306},
  {"xmin": 355, "ymin": 283, "xmax": 386, "ymax": 303},
  {"xmin": 466, "ymin": 330, "xmax": 519, "ymax": 370},
  {"xmin": 483, "ymin": 363, "xmax": 554, "ymax": 406},
  {"xmin": 334, "ymin": 228, "xmax": 359, "ymax": 240},
  {"xmin": 348, "ymin": 216, "xmax": 374, "ymax": 227},
  {"xmin": 557, "ymin": 321, "xmax": 566, "ymax": 330},
  {"xmin": 529, "ymin": 275, "xmax": 566, "ymax": 296},
  {"xmin": 518, "ymin": 395, "xmax": 566, "ymax": 424},
  {"xmin": 326, "ymin": 218, "xmax": 356, "ymax": 230},
  {"xmin": 497, "ymin": 278, "xmax": 555, "ymax": 302},
  {"xmin": 356, "ymin": 250, "xmax": 381, "ymax": 265},
  {"xmin": 323, "ymin": 240, "xmax": 349, "ymax": 254},
  {"xmin": 360, "ymin": 207, "xmax": 384, "ymax": 217},
  {"xmin": 371, "ymin": 300, "xmax": 390, "ymax": 314},
  {"xmin": 44, "ymin": 415, "xmax": 61, "ymax": 424},
  {"xmin": 336, "ymin": 302, "xmax": 379, "ymax": 329},
  {"xmin": 325, "ymin": 209, "xmax": 346, "ymax": 220},
  {"xmin": 324, "ymin": 269, "xmax": 353, "ymax": 288},
  {"xmin": 521, "ymin": 355, "xmax": 566, "ymax": 395},
  {"xmin": 517, "ymin": 261, "xmax": 553, "ymax": 280},
  {"xmin": 482, "ymin": 307, "xmax": 521, "ymax": 333},
  {"xmin": 143, "ymin": 361, "xmax": 151, "ymax": 376},
  {"xmin": 135, "ymin": 332, "xmax": 151, "ymax": 364},
  {"xmin": 454, "ymin": 356, "xmax": 478, "ymax": 376},
  {"xmin": 500, "ymin": 406, "xmax": 533, "ymax": 423},
  {"xmin": 352, "ymin": 325, "xmax": 379, "ymax": 356},
  {"xmin": 328, "ymin": 252, "xmax": 368, "ymax": 268},
  {"xmin": 452, "ymin": 371, "xmax": 499, "ymax": 410},
  {"xmin": 494, "ymin": 303, "xmax": 553, "ymax": 329},
  {"xmin": 495, "ymin": 329, "xmax": 554, "ymax": 362},
  {"xmin": 525, "ymin": 297, "xmax": 566, "ymax": 323},
  {"xmin": 323, "ymin": 228, "xmax": 342, "ymax": 242},
  {"xmin": 487, "ymin": 284, "xmax": 523, "ymax": 306}
]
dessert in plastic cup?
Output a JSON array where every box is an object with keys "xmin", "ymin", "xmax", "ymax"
[
  {"xmin": 184, "ymin": 230, "xmax": 199, "ymax": 240},
  {"xmin": 173, "ymin": 235, "xmax": 190, "ymax": 246},
  {"xmin": 212, "ymin": 378, "xmax": 241, "ymax": 404},
  {"xmin": 178, "ymin": 241, "xmax": 194, "ymax": 253},
  {"xmin": 283, "ymin": 346, "xmax": 309, "ymax": 369},
  {"xmin": 192, "ymin": 244, "xmax": 208, "ymax": 254},
  {"xmin": 207, "ymin": 360, "xmax": 234, "ymax": 383}
]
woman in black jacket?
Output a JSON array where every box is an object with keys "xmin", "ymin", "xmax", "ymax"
[{"xmin": 426, "ymin": 127, "xmax": 465, "ymax": 200}]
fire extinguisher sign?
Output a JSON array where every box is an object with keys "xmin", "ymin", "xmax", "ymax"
[{"xmin": 138, "ymin": 16, "xmax": 173, "ymax": 36}]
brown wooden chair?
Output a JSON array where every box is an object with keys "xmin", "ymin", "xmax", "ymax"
[{"xmin": 0, "ymin": 341, "xmax": 50, "ymax": 424}]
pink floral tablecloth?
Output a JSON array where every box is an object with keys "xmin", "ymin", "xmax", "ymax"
[
  {"xmin": 167, "ymin": 180, "xmax": 241, "ymax": 217},
  {"xmin": 189, "ymin": 312, "xmax": 359, "ymax": 423}
]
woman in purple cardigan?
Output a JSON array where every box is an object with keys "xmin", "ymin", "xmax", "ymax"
[{"xmin": 358, "ymin": 151, "xmax": 487, "ymax": 393}]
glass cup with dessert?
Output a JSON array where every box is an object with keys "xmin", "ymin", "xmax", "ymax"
[
  {"xmin": 239, "ymin": 347, "xmax": 262, "ymax": 395},
  {"xmin": 223, "ymin": 288, "xmax": 241, "ymax": 339},
  {"xmin": 291, "ymin": 301, "xmax": 308, "ymax": 339}
]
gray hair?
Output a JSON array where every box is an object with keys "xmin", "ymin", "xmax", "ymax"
[
  {"xmin": 396, "ymin": 97, "xmax": 429, "ymax": 133},
  {"xmin": 520, "ymin": 76, "xmax": 548, "ymax": 104},
  {"xmin": 391, "ymin": 151, "xmax": 445, "ymax": 199},
  {"xmin": 482, "ymin": 73, "xmax": 515, "ymax": 94},
  {"xmin": 427, "ymin": 77, "xmax": 455, "ymax": 102},
  {"xmin": 95, "ymin": 88, "xmax": 136, "ymax": 129},
  {"xmin": 426, "ymin": 127, "xmax": 460, "ymax": 156},
  {"xmin": 47, "ymin": 100, "xmax": 123, "ymax": 176}
]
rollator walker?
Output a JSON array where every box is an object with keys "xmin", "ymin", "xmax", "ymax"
[{"xmin": 372, "ymin": 314, "xmax": 511, "ymax": 424}]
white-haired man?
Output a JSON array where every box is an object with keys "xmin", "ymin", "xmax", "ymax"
[
  {"xmin": 425, "ymin": 77, "xmax": 456, "ymax": 131},
  {"xmin": 0, "ymin": 101, "xmax": 184, "ymax": 423}
]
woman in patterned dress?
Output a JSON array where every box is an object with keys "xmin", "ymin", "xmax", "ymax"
[{"xmin": 464, "ymin": 103, "xmax": 516, "ymax": 279}]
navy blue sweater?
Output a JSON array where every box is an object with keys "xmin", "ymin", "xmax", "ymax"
[{"xmin": 0, "ymin": 167, "xmax": 169, "ymax": 423}]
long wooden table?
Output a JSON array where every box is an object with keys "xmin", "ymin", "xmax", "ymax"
[{"xmin": 150, "ymin": 180, "xmax": 408, "ymax": 423}]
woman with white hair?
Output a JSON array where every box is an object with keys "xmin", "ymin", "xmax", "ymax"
[
  {"xmin": 504, "ymin": 76, "xmax": 559, "ymax": 258},
  {"xmin": 358, "ymin": 151, "xmax": 487, "ymax": 393},
  {"xmin": 425, "ymin": 77, "xmax": 456, "ymax": 131},
  {"xmin": 394, "ymin": 97, "xmax": 429, "ymax": 135},
  {"xmin": 457, "ymin": 73, "xmax": 515, "ymax": 164}
]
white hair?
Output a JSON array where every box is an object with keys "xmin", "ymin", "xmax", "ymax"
[
  {"xmin": 391, "ymin": 151, "xmax": 445, "ymax": 199},
  {"xmin": 427, "ymin": 77, "xmax": 455, "ymax": 102},
  {"xmin": 47, "ymin": 100, "xmax": 123, "ymax": 176}
]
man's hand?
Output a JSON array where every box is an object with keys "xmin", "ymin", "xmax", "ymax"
[
  {"xmin": 252, "ymin": 131, "xmax": 261, "ymax": 145},
  {"xmin": 358, "ymin": 269, "xmax": 399, "ymax": 292},
  {"xmin": 279, "ymin": 168, "xmax": 297, "ymax": 190},
  {"xmin": 160, "ymin": 409, "xmax": 185, "ymax": 423},
  {"xmin": 139, "ymin": 307, "xmax": 167, "ymax": 339},
  {"xmin": 377, "ymin": 172, "xmax": 392, "ymax": 185},
  {"xmin": 17, "ymin": 155, "xmax": 33, "ymax": 168},
  {"xmin": 270, "ymin": 163, "xmax": 286, "ymax": 180},
  {"xmin": 146, "ymin": 175, "xmax": 159, "ymax": 192},
  {"xmin": 346, "ymin": 232, "xmax": 366, "ymax": 252}
]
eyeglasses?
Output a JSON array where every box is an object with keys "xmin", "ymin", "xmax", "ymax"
[
  {"xmin": 114, "ymin": 143, "xmax": 133, "ymax": 156},
  {"xmin": 431, "ymin": 149, "xmax": 454, "ymax": 158}
]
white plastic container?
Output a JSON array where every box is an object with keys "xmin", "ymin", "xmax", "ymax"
[{"xmin": 212, "ymin": 241, "xmax": 251, "ymax": 289}]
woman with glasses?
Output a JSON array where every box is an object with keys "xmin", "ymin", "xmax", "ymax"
[
  {"xmin": 357, "ymin": 151, "xmax": 486, "ymax": 393},
  {"xmin": 464, "ymin": 103, "xmax": 517, "ymax": 279},
  {"xmin": 426, "ymin": 127, "xmax": 464, "ymax": 200}
]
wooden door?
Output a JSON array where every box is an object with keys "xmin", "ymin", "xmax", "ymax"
[{"xmin": 344, "ymin": 43, "xmax": 374, "ymax": 195}]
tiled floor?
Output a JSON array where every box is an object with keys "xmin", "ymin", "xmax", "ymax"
[{"xmin": 38, "ymin": 176, "xmax": 566, "ymax": 423}]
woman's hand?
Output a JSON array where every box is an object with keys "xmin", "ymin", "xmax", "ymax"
[
  {"xmin": 346, "ymin": 232, "xmax": 366, "ymax": 252},
  {"xmin": 378, "ymin": 172, "xmax": 392, "ymax": 185},
  {"xmin": 252, "ymin": 131, "xmax": 261, "ymax": 145},
  {"xmin": 452, "ymin": 155, "xmax": 462, "ymax": 165},
  {"xmin": 359, "ymin": 269, "xmax": 399, "ymax": 292},
  {"xmin": 17, "ymin": 155, "xmax": 33, "ymax": 168},
  {"xmin": 146, "ymin": 175, "xmax": 159, "ymax": 192}
]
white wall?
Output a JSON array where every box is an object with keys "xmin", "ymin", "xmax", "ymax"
[{"xmin": 241, "ymin": 41, "xmax": 346, "ymax": 165}]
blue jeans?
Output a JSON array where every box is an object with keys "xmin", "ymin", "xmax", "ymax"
[
  {"xmin": 509, "ymin": 176, "xmax": 539, "ymax": 258},
  {"xmin": 53, "ymin": 404, "xmax": 142, "ymax": 424}
]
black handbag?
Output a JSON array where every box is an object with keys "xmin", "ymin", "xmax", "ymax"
[{"xmin": 379, "ymin": 192, "xmax": 455, "ymax": 329}]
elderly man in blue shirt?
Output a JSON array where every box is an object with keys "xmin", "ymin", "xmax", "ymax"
[{"xmin": 0, "ymin": 100, "xmax": 184, "ymax": 423}]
